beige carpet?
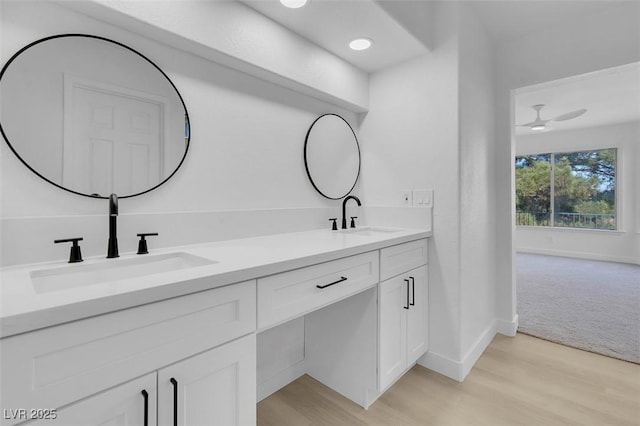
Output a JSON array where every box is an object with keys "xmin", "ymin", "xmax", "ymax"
[{"xmin": 516, "ymin": 253, "xmax": 640, "ymax": 364}]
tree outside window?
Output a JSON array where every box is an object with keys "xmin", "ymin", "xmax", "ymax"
[{"xmin": 515, "ymin": 149, "xmax": 616, "ymax": 230}]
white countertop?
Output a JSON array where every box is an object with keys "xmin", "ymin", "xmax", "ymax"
[{"xmin": 0, "ymin": 227, "xmax": 430, "ymax": 338}]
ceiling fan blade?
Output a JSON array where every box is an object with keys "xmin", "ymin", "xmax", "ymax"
[{"xmin": 552, "ymin": 109, "xmax": 587, "ymax": 122}]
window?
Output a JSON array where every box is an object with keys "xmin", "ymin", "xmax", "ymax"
[{"xmin": 515, "ymin": 149, "xmax": 617, "ymax": 230}]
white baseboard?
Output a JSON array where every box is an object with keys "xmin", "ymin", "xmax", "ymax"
[
  {"xmin": 518, "ymin": 247, "xmax": 639, "ymax": 266},
  {"xmin": 420, "ymin": 318, "xmax": 511, "ymax": 382},
  {"xmin": 257, "ymin": 360, "xmax": 306, "ymax": 402},
  {"xmin": 419, "ymin": 351, "xmax": 464, "ymax": 382},
  {"xmin": 461, "ymin": 321, "xmax": 497, "ymax": 380},
  {"xmin": 496, "ymin": 315, "xmax": 519, "ymax": 336}
]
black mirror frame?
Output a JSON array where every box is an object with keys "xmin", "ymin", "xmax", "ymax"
[
  {"xmin": 303, "ymin": 113, "xmax": 361, "ymax": 200},
  {"xmin": 0, "ymin": 33, "xmax": 191, "ymax": 200}
]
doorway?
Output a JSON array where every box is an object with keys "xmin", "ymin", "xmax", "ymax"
[{"xmin": 511, "ymin": 63, "xmax": 640, "ymax": 363}]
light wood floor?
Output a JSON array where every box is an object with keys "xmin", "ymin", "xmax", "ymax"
[{"xmin": 257, "ymin": 333, "xmax": 640, "ymax": 426}]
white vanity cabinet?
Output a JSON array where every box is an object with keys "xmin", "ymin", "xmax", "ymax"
[
  {"xmin": 1, "ymin": 230, "xmax": 432, "ymax": 425},
  {"xmin": 28, "ymin": 374, "xmax": 157, "ymax": 426},
  {"xmin": 27, "ymin": 336, "xmax": 256, "ymax": 426},
  {"xmin": 257, "ymin": 251, "xmax": 379, "ymax": 330},
  {"xmin": 1, "ymin": 281, "xmax": 256, "ymax": 426},
  {"xmin": 406, "ymin": 266, "xmax": 428, "ymax": 364},
  {"xmin": 378, "ymin": 240, "xmax": 428, "ymax": 392},
  {"xmin": 256, "ymin": 238, "xmax": 429, "ymax": 408},
  {"xmin": 27, "ymin": 336, "xmax": 255, "ymax": 426},
  {"xmin": 158, "ymin": 334, "xmax": 256, "ymax": 426}
]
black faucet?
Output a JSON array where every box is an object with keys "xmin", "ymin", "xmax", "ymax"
[
  {"xmin": 341, "ymin": 195, "xmax": 361, "ymax": 229},
  {"xmin": 107, "ymin": 193, "xmax": 119, "ymax": 258}
]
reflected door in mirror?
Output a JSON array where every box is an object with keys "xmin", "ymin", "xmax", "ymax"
[{"xmin": 66, "ymin": 77, "xmax": 163, "ymax": 196}]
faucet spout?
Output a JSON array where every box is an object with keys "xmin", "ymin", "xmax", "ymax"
[
  {"xmin": 107, "ymin": 193, "xmax": 119, "ymax": 258},
  {"xmin": 341, "ymin": 195, "xmax": 361, "ymax": 229},
  {"xmin": 109, "ymin": 193, "xmax": 118, "ymax": 216}
]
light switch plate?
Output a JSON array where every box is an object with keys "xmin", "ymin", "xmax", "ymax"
[{"xmin": 412, "ymin": 189, "xmax": 433, "ymax": 207}]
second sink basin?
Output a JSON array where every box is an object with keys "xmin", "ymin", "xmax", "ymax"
[
  {"xmin": 337, "ymin": 226, "xmax": 403, "ymax": 237},
  {"xmin": 31, "ymin": 252, "xmax": 217, "ymax": 294}
]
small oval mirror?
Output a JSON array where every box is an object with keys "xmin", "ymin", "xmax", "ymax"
[
  {"xmin": 304, "ymin": 114, "xmax": 360, "ymax": 200},
  {"xmin": 0, "ymin": 34, "xmax": 190, "ymax": 199}
]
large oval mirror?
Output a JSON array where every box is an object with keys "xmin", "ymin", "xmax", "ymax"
[
  {"xmin": 0, "ymin": 34, "xmax": 190, "ymax": 199},
  {"xmin": 304, "ymin": 113, "xmax": 360, "ymax": 200}
]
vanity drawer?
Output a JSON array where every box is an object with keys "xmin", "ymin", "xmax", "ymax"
[
  {"xmin": 380, "ymin": 239, "xmax": 428, "ymax": 281},
  {"xmin": 0, "ymin": 280, "xmax": 256, "ymax": 425},
  {"xmin": 257, "ymin": 251, "xmax": 379, "ymax": 330}
]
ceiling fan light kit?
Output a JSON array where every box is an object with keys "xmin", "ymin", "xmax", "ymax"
[
  {"xmin": 518, "ymin": 104, "xmax": 587, "ymax": 131},
  {"xmin": 280, "ymin": 0, "xmax": 308, "ymax": 8}
]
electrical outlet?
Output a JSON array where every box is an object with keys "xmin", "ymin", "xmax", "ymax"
[{"xmin": 401, "ymin": 190, "xmax": 412, "ymax": 206}]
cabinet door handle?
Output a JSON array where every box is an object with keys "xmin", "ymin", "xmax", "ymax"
[
  {"xmin": 316, "ymin": 276, "xmax": 347, "ymax": 289},
  {"xmin": 410, "ymin": 276, "xmax": 415, "ymax": 306},
  {"xmin": 170, "ymin": 377, "xmax": 178, "ymax": 426},
  {"xmin": 404, "ymin": 279, "xmax": 410, "ymax": 309},
  {"xmin": 141, "ymin": 390, "xmax": 149, "ymax": 426}
]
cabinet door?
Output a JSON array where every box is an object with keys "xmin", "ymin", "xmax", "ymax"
[
  {"xmin": 158, "ymin": 334, "xmax": 256, "ymax": 426},
  {"xmin": 406, "ymin": 266, "xmax": 428, "ymax": 365},
  {"xmin": 378, "ymin": 275, "xmax": 408, "ymax": 391},
  {"xmin": 29, "ymin": 373, "xmax": 156, "ymax": 426}
]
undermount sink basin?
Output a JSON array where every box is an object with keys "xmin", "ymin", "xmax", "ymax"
[
  {"xmin": 30, "ymin": 252, "xmax": 217, "ymax": 294},
  {"xmin": 337, "ymin": 226, "xmax": 403, "ymax": 237}
]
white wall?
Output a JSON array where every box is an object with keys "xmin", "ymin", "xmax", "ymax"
[
  {"xmin": 494, "ymin": 2, "xmax": 640, "ymax": 325},
  {"xmin": 360, "ymin": 2, "xmax": 500, "ymax": 381},
  {"xmin": 515, "ymin": 121, "xmax": 639, "ymax": 264},
  {"xmin": 458, "ymin": 4, "xmax": 497, "ymax": 374},
  {"xmin": 0, "ymin": 1, "xmax": 362, "ymax": 266},
  {"xmin": 360, "ymin": 1, "xmax": 462, "ymax": 374}
]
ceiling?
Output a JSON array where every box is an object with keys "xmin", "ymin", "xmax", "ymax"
[
  {"xmin": 467, "ymin": 1, "xmax": 619, "ymax": 42},
  {"xmin": 239, "ymin": 1, "xmax": 638, "ymax": 133},
  {"xmin": 241, "ymin": 1, "xmax": 628, "ymax": 74},
  {"xmin": 240, "ymin": 0, "xmax": 430, "ymax": 73},
  {"xmin": 515, "ymin": 62, "xmax": 640, "ymax": 135}
]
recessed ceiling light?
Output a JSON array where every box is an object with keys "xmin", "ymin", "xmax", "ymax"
[
  {"xmin": 349, "ymin": 38, "xmax": 373, "ymax": 51},
  {"xmin": 531, "ymin": 124, "xmax": 545, "ymax": 131},
  {"xmin": 280, "ymin": 0, "xmax": 308, "ymax": 8}
]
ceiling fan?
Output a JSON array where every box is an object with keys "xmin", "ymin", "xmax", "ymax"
[{"xmin": 518, "ymin": 104, "xmax": 587, "ymax": 131}]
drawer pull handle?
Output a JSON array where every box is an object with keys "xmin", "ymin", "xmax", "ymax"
[
  {"xmin": 410, "ymin": 276, "xmax": 415, "ymax": 306},
  {"xmin": 141, "ymin": 389, "xmax": 149, "ymax": 426},
  {"xmin": 404, "ymin": 279, "xmax": 410, "ymax": 309},
  {"xmin": 170, "ymin": 377, "xmax": 178, "ymax": 426},
  {"xmin": 317, "ymin": 276, "xmax": 347, "ymax": 289}
]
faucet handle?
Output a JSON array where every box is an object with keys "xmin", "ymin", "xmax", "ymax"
[
  {"xmin": 350, "ymin": 216, "xmax": 358, "ymax": 228},
  {"xmin": 54, "ymin": 237, "xmax": 84, "ymax": 263},
  {"xmin": 328, "ymin": 218, "xmax": 338, "ymax": 231},
  {"xmin": 137, "ymin": 233, "xmax": 158, "ymax": 255}
]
